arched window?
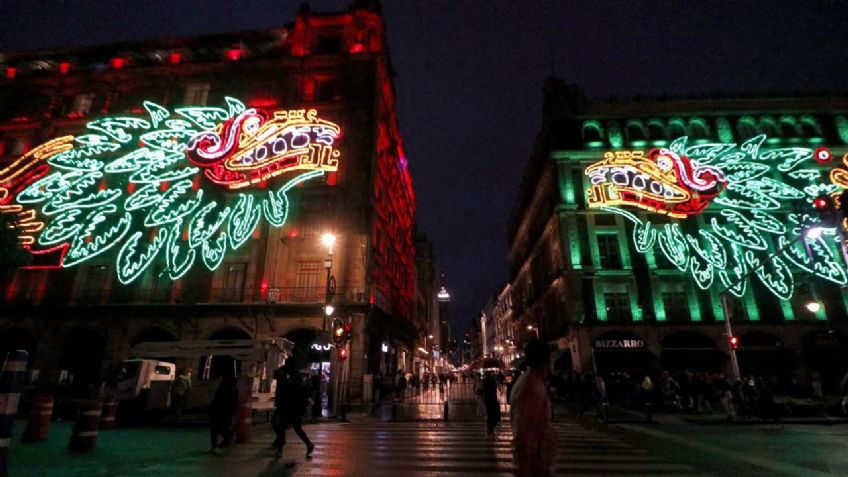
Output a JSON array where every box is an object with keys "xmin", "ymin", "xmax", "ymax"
[
  {"xmin": 779, "ymin": 115, "xmax": 800, "ymax": 140},
  {"xmin": 688, "ymin": 118, "xmax": 709, "ymax": 141},
  {"xmin": 668, "ymin": 118, "xmax": 686, "ymax": 139},
  {"xmin": 737, "ymin": 116, "xmax": 757, "ymax": 139},
  {"xmin": 799, "ymin": 116, "xmax": 822, "ymax": 138},
  {"xmin": 758, "ymin": 116, "xmax": 778, "ymax": 137},
  {"xmin": 647, "ymin": 120, "xmax": 666, "ymax": 143},
  {"xmin": 625, "ymin": 120, "xmax": 647, "ymax": 145},
  {"xmin": 581, "ymin": 120, "xmax": 603, "ymax": 145}
]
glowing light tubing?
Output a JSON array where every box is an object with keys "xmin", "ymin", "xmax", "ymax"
[
  {"xmin": 0, "ymin": 97, "xmax": 343, "ymax": 284},
  {"xmin": 587, "ymin": 135, "xmax": 847, "ymax": 300}
]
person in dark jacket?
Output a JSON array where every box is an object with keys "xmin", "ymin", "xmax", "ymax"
[
  {"xmin": 272, "ymin": 367, "xmax": 315, "ymax": 459},
  {"xmin": 208, "ymin": 373, "xmax": 238, "ymax": 453},
  {"xmin": 483, "ymin": 371, "xmax": 501, "ymax": 435}
]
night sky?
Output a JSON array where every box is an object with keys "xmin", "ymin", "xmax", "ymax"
[{"xmin": 2, "ymin": 1, "xmax": 847, "ymax": 338}]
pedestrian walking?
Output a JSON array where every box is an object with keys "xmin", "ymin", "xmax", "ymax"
[
  {"xmin": 483, "ymin": 371, "xmax": 501, "ymax": 435},
  {"xmin": 170, "ymin": 368, "xmax": 191, "ymax": 424},
  {"xmin": 510, "ymin": 339, "xmax": 556, "ymax": 477},
  {"xmin": 271, "ymin": 368, "xmax": 315, "ymax": 460},
  {"xmin": 208, "ymin": 373, "xmax": 237, "ymax": 454},
  {"xmin": 640, "ymin": 375, "xmax": 654, "ymax": 422}
]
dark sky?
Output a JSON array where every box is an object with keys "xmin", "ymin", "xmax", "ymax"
[{"xmin": 2, "ymin": 1, "xmax": 848, "ymax": 338}]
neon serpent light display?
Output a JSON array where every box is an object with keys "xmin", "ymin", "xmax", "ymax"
[
  {"xmin": 585, "ymin": 135, "xmax": 847, "ymax": 300},
  {"xmin": 0, "ymin": 97, "xmax": 342, "ymax": 284}
]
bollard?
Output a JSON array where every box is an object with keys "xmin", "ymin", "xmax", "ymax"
[
  {"xmin": 99, "ymin": 397, "xmax": 117, "ymax": 429},
  {"xmin": 232, "ymin": 396, "xmax": 252, "ymax": 444},
  {"xmin": 391, "ymin": 402, "xmax": 397, "ymax": 421},
  {"xmin": 0, "ymin": 350, "xmax": 28, "ymax": 477},
  {"xmin": 443, "ymin": 400, "xmax": 449, "ymax": 421},
  {"xmin": 22, "ymin": 393, "xmax": 53, "ymax": 442},
  {"xmin": 68, "ymin": 400, "xmax": 102, "ymax": 452}
]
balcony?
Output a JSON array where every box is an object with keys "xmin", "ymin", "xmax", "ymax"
[{"xmin": 6, "ymin": 285, "xmax": 372, "ymax": 307}]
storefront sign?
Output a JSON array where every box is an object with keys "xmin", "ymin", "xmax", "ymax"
[
  {"xmin": 311, "ymin": 343, "xmax": 332, "ymax": 351},
  {"xmin": 593, "ymin": 339, "xmax": 644, "ymax": 350}
]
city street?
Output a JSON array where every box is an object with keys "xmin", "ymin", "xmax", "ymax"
[
  {"xmin": 11, "ymin": 397, "xmax": 848, "ymax": 476},
  {"xmin": 10, "ymin": 413, "xmax": 704, "ymax": 477}
]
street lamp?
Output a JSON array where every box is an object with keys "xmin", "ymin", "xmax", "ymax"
[
  {"xmin": 720, "ymin": 224, "xmax": 823, "ymax": 382},
  {"xmin": 321, "ymin": 233, "xmax": 337, "ymax": 330},
  {"xmin": 805, "ymin": 301, "xmax": 822, "ymax": 314},
  {"xmin": 527, "ymin": 325, "xmax": 539, "ymax": 339}
]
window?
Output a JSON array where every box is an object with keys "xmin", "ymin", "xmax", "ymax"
[
  {"xmin": 7, "ymin": 137, "xmax": 28, "ymax": 157},
  {"xmin": 294, "ymin": 261, "xmax": 321, "ymax": 302},
  {"xmin": 151, "ymin": 264, "xmax": 172, "ymax": 303},
  {"xmin": 596, "ymin": 234, "xmax": 622, "ymax": 269},
  {"xmin": 314, "ymin": 35, "xmax": 342, "ymax": 54},
  {"xmin": 737, "ymin": 117, "xmax": 757, "ymax": 139},
  {"xmin": 604, "ymin": 292, "xmax": 631, "ymax": 322},
  {"xmin": 662, "ymin": 291, "xmax": 690, "ymax": 322},
  {"xmin": 314, "ymin": 78, "xmax": 339, "ymax": 102},
  {"xmin": 221, "ymin": 263, "xmax": 246, "ymax": 302},
  {"xmin": 70, "ymin": 93, "xmax": 95, "ymax": 115},
  {"xmin": 81, "ymin": 265, "xmax": 108, "ymax": 303},
  {"xmin": 184, "ymin": 83, "xmax": 211, "ymax": 105}
]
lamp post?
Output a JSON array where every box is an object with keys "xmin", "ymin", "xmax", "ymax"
[
  {"xmin": 719, "ymin": 225, "xmax": 821, "ymax": 382},
  {"xmin": 527, "ymin": 325, "xmax": 539, "ymax": 339},
  {"xmin": 321, "ymin": 233, "xmax": 336, "ymax": 331}
]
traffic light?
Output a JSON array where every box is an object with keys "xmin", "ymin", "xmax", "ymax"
[
  {"xmin": 338, "ymin": 347, "xmax": 348, "ymax": 361},
  {"xmin": 333, "ymin": 319, "xmax": 345, "ymax": 347},
  {"xmin": 813, "ymin": 195, "xmax": 833, "ymax": 211},
  {"xmin": 343, "ymin": 321, "xmax": 352, "ymax": 343},
  {"xmin": 729, "ymin": 335, "xmax": 739, "ymax": 350}
]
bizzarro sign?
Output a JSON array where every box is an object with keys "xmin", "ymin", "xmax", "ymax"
[
  {"xmin": 0, "ymin": 97, "xmax": 342, "ymax": 284},
  {"xmin": 593, "ymin": 339, "xmax": 645, "ymax": 350}
]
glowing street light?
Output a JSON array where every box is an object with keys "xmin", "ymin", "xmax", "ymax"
[
  {"xmin": 805, "ymin": 301, "xmax": 822, "ymax": 313},
  {"xmin": 527, "ymin": 325, "xmax": 539, "ymax": 338},
  {"xmin": 321, "ymin": 232, "xmax": 337, "ymax": 330},
  {"xmin": 805, "ymin": 226, "xmax": 825, "ymax": 240}
]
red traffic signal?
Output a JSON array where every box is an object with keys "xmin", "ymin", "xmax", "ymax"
[
  {"xmin": 338, "ymin": 347, "xmax": 348, "ymax": 361},
  {"xmin": 729, "ymin": 336, "xmax": 739, "ymax": 350},
  {"xmin": 813, "ymin": 195, "xmax": 833, "ymax": 210}
]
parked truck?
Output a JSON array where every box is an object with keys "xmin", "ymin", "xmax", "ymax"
[{"xmin": 115, "ymin": 338, "xmax": 293, "ymax": 419}]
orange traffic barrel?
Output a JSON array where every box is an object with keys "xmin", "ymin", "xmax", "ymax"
[
  {"xmin": 99, "ymin": 398, "xmax": 117, "ymax": 429},
  {"xmin": 68, "ymin": 400, "xmax": 102, "ymax": 453},
  {"xmin": 22, "ymin": 394, "xmax": 53, "ymax": 442},
  {"xmin": 233, "ymin": 396, "xmax": 253, "ymax": 444}
]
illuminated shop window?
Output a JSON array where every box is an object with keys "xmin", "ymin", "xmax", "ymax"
[
  {"xmin": 183, "ymin": 83, "xmax": 211, "ymax": 106},
  {"xmin": 596, "ymin": 233, "xmax": 622, "ymax": 269},
  {"xmin": 662, "ymin": 291, "xmax": 690, "ymax": 322},
  {"xmin": 604, "ymin": 292, "xmax": 631, "ymax": 323},
  {"xmin": 70, "ymin": 93, "xmax": 96, "ymax": 115}
]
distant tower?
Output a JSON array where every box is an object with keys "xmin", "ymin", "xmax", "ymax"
[{"xmin": 437, "ymin": 275, "xmax": 451, "ymax": 362}]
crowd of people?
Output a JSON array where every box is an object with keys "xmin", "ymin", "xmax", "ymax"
[{"xmin": 553, "ymin": 368, "xmax": 848, "ymax": 422}]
